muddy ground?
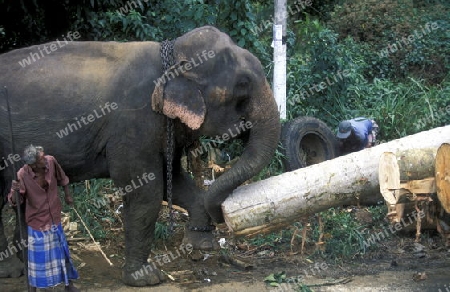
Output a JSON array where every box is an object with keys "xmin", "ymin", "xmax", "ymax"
[{"xmin": 1, "ymin": 205, "xmax": 450, "ymax": 292}]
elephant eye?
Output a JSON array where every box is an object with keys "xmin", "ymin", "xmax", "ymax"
[{"xmin": 234, "ymin": 76, "xmax": 251, "ymax": 100}]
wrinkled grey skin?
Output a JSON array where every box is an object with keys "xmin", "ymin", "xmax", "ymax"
[{"xmin": 0, "ymin": 26, "xmax": 280, "ymax": 286}]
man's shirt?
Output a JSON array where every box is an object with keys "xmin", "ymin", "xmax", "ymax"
[
  {"xmin": 10, "ymin": 155, "xmax": 69, "ymax": 230},
  {"xmin": 350, "ymin": 118, "xmax": 373, "ymax": 150}
]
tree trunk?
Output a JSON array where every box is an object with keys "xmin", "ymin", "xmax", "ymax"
[
  {"xmin": 436, "ymin": 143, "xmax": 450, "ymax": 213},
  {"xmin": 222, "ymin": 126, "xmax": 450, "ymax": 237}
]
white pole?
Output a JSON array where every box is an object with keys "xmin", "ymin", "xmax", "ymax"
[{"xmin": 273, "ymin": 0, "xmax": 287, "ymax": 119}]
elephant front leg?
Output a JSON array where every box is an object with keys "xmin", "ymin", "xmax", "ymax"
[
  {"xmin": 171, "ymin": 172, "xmax": 219, "ymax": 251},
  {"xmin": 121, "ymin": 186, "xmax": 165, "ymax": 286}
]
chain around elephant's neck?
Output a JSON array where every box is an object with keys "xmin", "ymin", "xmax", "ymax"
[
  {"xmin": 160, "ymin": 39, "xmax": 175, "ymax": 233},
  {"xmin": 160, "ymin": 40, "xmax": 175, "ymax": 71}
]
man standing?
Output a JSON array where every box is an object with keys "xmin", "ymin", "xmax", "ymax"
[
  {"xmin": 8, "ymin": 145, "xmax": 79, "ymax": 292},
  {"xmin": 336, "ymin": 117, "xmax": 379, "ymax": 155}
]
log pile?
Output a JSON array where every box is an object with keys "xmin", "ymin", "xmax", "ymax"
[
  {"xmin": 378, "ymin": 148, "xmax": 437, "ymax": 223},
  {"xmin": 221, "ymin": 126, "xmax": 450, "ymax": 238},
  {"xmin": 378, "ymin": 147, "xmax": 449, "ymax": 243}
]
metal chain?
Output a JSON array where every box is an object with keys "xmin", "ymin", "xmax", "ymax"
[
  {"xmin": 160, "ymin": 40, "xmax": 175, "ymax": 233},
  {"xmin": 160, "ymin": 40, "xmax": 214, "ymax": 233}
]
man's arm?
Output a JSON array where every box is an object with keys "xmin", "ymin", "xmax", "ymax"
[
  {"xmin": 50, "ymin": 156, "xmax": 73, "ymax": 206},
  {"xmin": 366, "ymin": 133, "xmax": 374, "ymax": 148},
  {"xmin": 63, "ymin": 184, "xmax": 74, "ymax": 206}
]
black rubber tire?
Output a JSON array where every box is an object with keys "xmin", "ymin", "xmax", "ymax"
[{"xmin": 281, "ymin": 116, "xmax": 339, "ymax": 171}]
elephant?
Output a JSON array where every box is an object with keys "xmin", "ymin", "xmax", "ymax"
[{"xmin": 0, "ymin": 26, "xmax": 280, "ymax": 286}]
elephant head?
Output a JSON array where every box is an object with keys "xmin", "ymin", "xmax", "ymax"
[{"xmin": 152, "ymin": 26, "xmax": 281, "ymax": 223}]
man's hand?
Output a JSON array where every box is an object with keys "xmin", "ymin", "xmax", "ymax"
[
  {"xmin": 11, "ymin": 180, "xmax": 20, "ymax": 191},
  {"xmin": 8, "ymin": 180, "xmax": 21, "ymax": 206},
  {"xmin": 65, "ymin": 195, "xmax": 74, "ymax": 206},
  {"xmin": 63, "ymin": 185, "xmax": 74, "ymax": 206}
]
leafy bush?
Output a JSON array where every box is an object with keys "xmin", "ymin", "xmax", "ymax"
[
  {"xmin": 327, "ymin": 0, "xmax": 450, "ymax": 83},
  {"xmin": 64, "ymin": 179, "xmax": 119, "ymax": 239},
  {"xmin": 328, "ymin": 0, "xmax": 419, "ymax": 44}
]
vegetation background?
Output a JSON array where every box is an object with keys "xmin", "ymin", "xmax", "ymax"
[{"xmin": 1, "ymin": 0, "xmax": 449, "ymax": 261}]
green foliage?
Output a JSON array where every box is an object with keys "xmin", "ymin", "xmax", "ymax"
[
  {"xmin": 253, "ymin": 142, "xmax": 286, "ymax": 181},
  {"xmin": 287, "ymin": 16, "xmax": 369, "ymax": 126},
  {"xmin": 328, "ymin": 0, "xmax": 419, "ymax": 44},
  {"xmin": 301, "ymin": 206, "xmax": 388, "ymax": 261},
  {"xmin": 154, "ymin": 221, "xmax": 170, "ymax": 242},
  {"xmin": 243, "ymin": 205, "xmax": 389, "ymax": 263},
  {"xmin": 345, "ymin": 77, "xmax": 450, "ymax": 140},
  {"xmin": 247, "ymin": 228, "xmax": 292, "ymax": 250},
  {"xmin": 286, "ymin": 4, "xmax": 449, "ymax": 143},
  {"xmin": 66, "ymin": 178, "xmax": 171, "ymax": 242},
  {"xmin": 327, "ymin": 0, "xmax": 450, "ymax": 83},
  {"xmin": 64, "ymin": 179, "xmax": 118, "ymax": 239},
  {"xmin": 314, "ymin": 208, "xmax": 369, "ymax": 260}
]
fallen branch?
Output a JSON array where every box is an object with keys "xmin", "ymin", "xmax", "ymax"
[{"xmin": 72, "ymin": 207, "xmax": 114, "ymax": 266}]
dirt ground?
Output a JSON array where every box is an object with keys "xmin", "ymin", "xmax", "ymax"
[{"xmin": 1, "ymin": 204, "xmax": 450, "ymax": 292}]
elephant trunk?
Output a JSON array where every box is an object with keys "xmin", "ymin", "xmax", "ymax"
[{"xmin": 205, "ymin": 83, "xmax": 281, "ymax": 223}]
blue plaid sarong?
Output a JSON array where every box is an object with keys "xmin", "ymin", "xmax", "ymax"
[{"xmin": 27, "ymin": 223, "xmax": 79, "ymax": 288}]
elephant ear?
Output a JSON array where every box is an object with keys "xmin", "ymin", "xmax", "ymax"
[{"xmin": 151, "ymin": 64, "xmax": 206, "ymax": 130}]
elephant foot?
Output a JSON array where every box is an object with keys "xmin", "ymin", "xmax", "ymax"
[
  {"xmin": 183, "ymin": 226, "xmax": 220, "ymax": 251},
  {"xmin": 0, "ymin": 254, "xmax": 24, "ymax": 278},
  {"xmin": 122, "ymin": 263, "xmax": 165, "ymax": 287}
]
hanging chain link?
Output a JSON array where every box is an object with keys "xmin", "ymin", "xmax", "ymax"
[
  {"xmin": 160, "ymin": 40, "xmax": 175, "ymax": 233},
  {"xmin": 160, "ymin": 40, "xmax": 215, "ymax": 233}
]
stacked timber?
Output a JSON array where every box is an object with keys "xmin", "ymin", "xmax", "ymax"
[
  {"xmin": 378, "ymin": 148, "xmax": 436, "ymax": 222},
  {"xmin": 378, "ymin": 144, "xmax": 450, "ymax": 244}
]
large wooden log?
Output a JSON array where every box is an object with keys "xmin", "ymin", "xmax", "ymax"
[
  {"xmin": 222, "ymin": 126, "xmax": 450, "ymax": 237},
  {"xmin": 435, "ymin": 143, "xmax": 450, "ymax": 213},
  {"xmin": 396, "ymin": 148, "xmax": 437, "ymax": 181}
]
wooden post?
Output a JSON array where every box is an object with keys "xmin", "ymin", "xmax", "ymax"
[{"xmin": 273, "ymin": 0, "xmax": 287, "ymax": 119}]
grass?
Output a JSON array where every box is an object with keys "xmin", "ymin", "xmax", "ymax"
[
  {"xmin": 62, "ymin": 179, "xmax": 119, "ymax": 240},
  {"xmin": 240, "ymin": 205, "xmax": 389, "ymax": 263},
  {"xmin": 64, "ymin": 178, "xmax": 182, "ymax": 244}
]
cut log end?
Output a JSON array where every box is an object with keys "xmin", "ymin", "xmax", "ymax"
[
  {"xmin": 379, "ymin": 149, "xmax": 437, "ymax": 206},
  {"xmin": 379, "ymin": 152, "xmax": 400, "ymax": 205},
  {"xmin": 396, "ymin": 148, "xmax": 437, "ymax": 181},
  {"xmin": 436, "ymin": 143, "xmax": 450, "ymax": 213}
]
